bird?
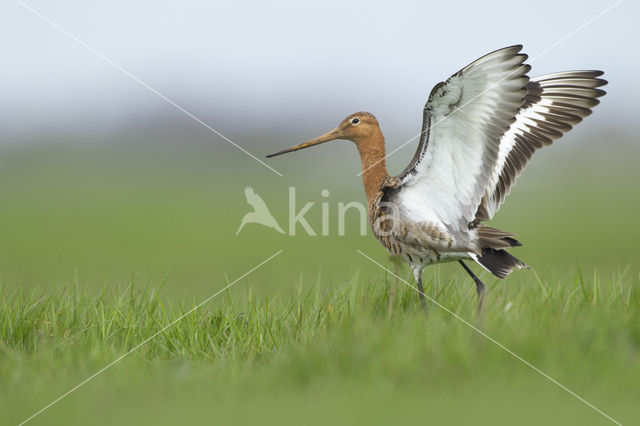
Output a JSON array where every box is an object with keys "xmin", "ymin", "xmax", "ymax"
[
  {"xmin": 266, "ymin": 45, "xmax": 606, "ymax": 309},
  {"xmin": 236, "ymin": 186, "xmax": 285, "ymax": 235}
]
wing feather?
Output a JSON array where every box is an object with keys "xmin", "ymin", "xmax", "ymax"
[
  {"xmin": 394, "ymin": 45, "xmax": 530, "ymax": 233},
  {"xmin": 475, "ymin": 71, "xmax": 607, "ymax": 221}
]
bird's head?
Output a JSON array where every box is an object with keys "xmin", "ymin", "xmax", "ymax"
[{"xmin": 266, "ymin": 112, "xmax": 381, "ymax": 158}]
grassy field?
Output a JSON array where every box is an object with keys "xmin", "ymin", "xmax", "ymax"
[{"xmin": 0, "ymin": 141, "xmax": 639, "ymax": 425}]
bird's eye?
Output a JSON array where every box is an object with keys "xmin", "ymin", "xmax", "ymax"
[{"xmin": 351, "ymin": 118, "xmax": 360, "ymax": 125}]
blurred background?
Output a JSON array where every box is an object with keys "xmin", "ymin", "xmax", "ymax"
[
  {"xmin": 0, "ymin": 0, "xmax": 638, "ymax": 297},
  {"xmin": 2, "ymin": 2, "xmax": 640, "ymax": 425}
]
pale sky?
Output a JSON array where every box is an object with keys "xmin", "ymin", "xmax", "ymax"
[{"xmin": 1, "ymin": 0, "xmax": 637, "ymax": 145}]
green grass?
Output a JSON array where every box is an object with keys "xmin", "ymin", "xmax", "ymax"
[
  {"xmin": 0, "ymin": 142, "xmax": 639, "ymax": 425},
  {"xmin": 1, "ymin": 270, "xmax": 639, "ymax": 425}
]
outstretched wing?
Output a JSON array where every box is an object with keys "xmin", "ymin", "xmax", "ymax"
[
  {"xmin": 475, "ymin": 71, "xmax": 607, "ymax": 221},
  {"xmin": 395, "ymin": 45, "xmax": 530, "ymax": 232}
]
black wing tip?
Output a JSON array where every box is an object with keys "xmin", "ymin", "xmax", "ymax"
[
  {"xmin": 532, "ymin": 71, "xmax": 608, "ymax": 97},
  {"xmin": 494, "ymin": 44, "xmax": 525, "ymax": 57},
  {"xmin": 486, "ymin": 44, "xmax": 524, "ymax": 55},
  {"xmin": 469, "ymin": 44, "xmax": 526, "ymax": 68},
  {"xmin": 535, "ymin": 70, "xmax": 607, "ymax": 82},
  {"xmin": 594, "ymin": 88, "xmax": 607, "ymax": 98},
  {"xmin": 579, "ymin": 70, "xmax": 607, "ymax": 84},
  {"xmin": 505, "ymin": 44, "xmax": 524, "ymax": 52},
  {"xmin": 597, "ymin": 77, "xmax": 608, "ymax": 88},
  {"xmin": 567, "ymin": 70, "xmax": 605, "ymax": 78}
]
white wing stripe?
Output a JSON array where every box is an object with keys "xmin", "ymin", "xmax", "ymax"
[{"xmin": 480, "ymin": 71, "xmax": 606, "ymax": 220}]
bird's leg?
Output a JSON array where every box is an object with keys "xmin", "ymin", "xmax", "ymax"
[
  {"xmin": 411, "ymin": 265, "xmax": 426, "ymax": 310},
  {"xmin": 387, "ymin": 256, "xmax": 400, "ymax": 316},
  {"xmin": 458, "ymin": 260, "xmax": 485, "ymax": 312},
  {"xmin": 417, "ymin": 276, "xmax": 426, "ymax": 308}
]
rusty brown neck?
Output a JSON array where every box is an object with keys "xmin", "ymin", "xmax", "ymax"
[{"xmin": 355, "ymin": 129, "xmax": 389, "ymax": 205}]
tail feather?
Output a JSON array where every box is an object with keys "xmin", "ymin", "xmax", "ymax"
[
  {"xmin": 473, "ymin": 248, "xmax": 528, "ymax": 279},
  {"xmin": 473, "ymin": 224, "xmax": 521, "ymax": 249}
]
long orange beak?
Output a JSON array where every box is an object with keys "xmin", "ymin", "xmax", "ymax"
[{"xmin": 266, "ymin": 129, "xmax": 341, "ymax": 158}]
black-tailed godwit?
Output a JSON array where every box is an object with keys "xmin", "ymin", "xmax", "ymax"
[{"xmin": 267, "ymin": 45, "xmax": 606, "ymax": 309}]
